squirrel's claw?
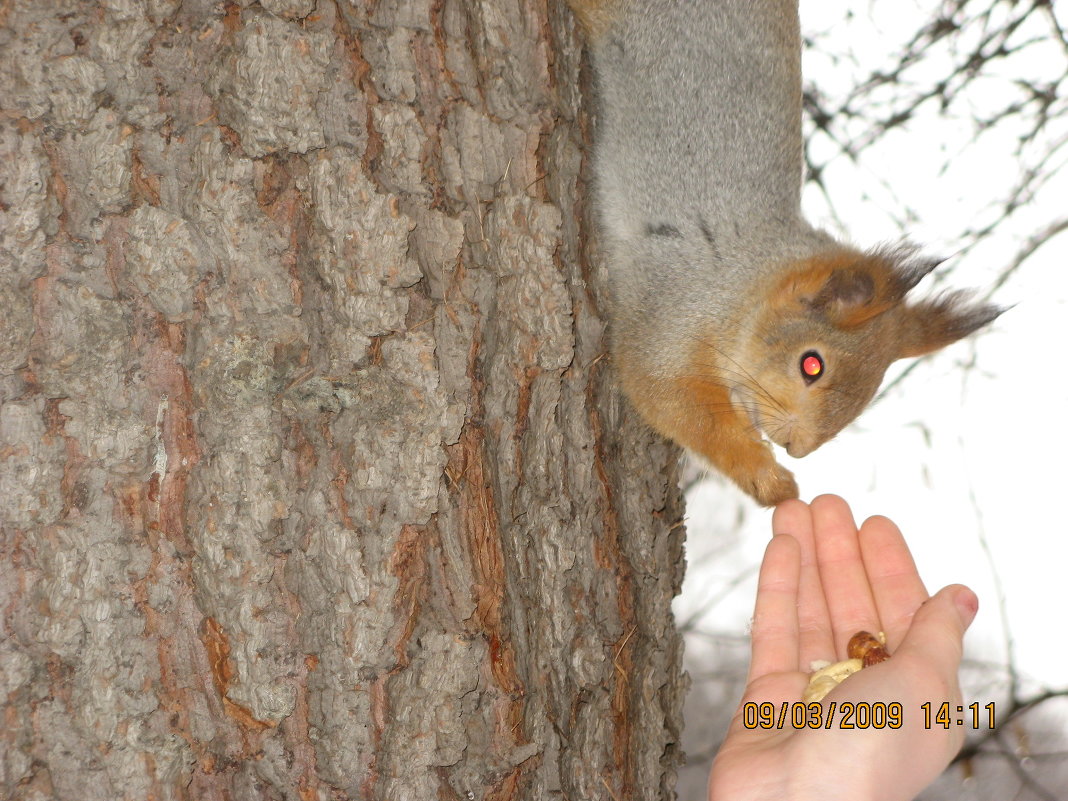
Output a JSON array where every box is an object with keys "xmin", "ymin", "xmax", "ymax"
[{"xmin": 745, "ymin": 462, "xmax": 799, "ymax": 507}]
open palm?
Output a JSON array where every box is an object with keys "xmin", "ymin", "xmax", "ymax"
[{"xmin": 708, "ymin": 495, "xmax": 978, "ymax": 801}]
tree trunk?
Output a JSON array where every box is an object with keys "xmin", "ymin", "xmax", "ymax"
[{"xmin": 0, "ymin": 2, "xmax": 687, "ymax": 800}]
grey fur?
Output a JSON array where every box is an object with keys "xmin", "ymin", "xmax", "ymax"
[{"xmin": 585, "ymin": 0, "xmax": 837, "ymax": 375}]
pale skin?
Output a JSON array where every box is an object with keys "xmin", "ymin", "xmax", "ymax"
[{"xmin": 708, "ymin": 495, "xmax": 979, "ymax": 801}]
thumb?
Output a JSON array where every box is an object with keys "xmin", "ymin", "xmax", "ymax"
[{"xmin": 894, "ymin": 584, "xmax": 978, "ymax": 679}]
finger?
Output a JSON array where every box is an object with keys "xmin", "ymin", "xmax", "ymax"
[
  {"xmin": 857, "ymin": 514, "xmax": 930, "ymax": 649},
  {"xmin": 809, "ymin": 494, "xmax": 880, "ymax": 655},
  {"xmin": 894, "ymin": 584, "xmax": 978, "ymax": 684},
  {"xmin": 772, "ymin": 499, "xmax": 834, "ymax": 668},
  {"xmin": 748, "ymin": 533, "xmax": 802, "ymax": 682}
]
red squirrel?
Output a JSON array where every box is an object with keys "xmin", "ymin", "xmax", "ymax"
[{"xmin": 568, "ymin": 0, "xmax": 1002, "ymax": 506}]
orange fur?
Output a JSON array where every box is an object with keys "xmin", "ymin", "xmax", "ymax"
[
  {"xmin": 671, "ymin": 373, "xmax": 799, "ymax": 506},
  {"xmin": 767, "ymin": 250, "xmax": 928, "ymax": 328},
  {"xmin": 566, "ymin": 0, "xmax": 627, "ymax": 40},
  {"xmin": 616, "ymin": 349, "xmax": 799, "ymax": 507}
]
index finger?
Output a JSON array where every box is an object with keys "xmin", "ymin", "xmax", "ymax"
[
  {"xmin": 747, "ymin": 532, "xmax": 802, "ymax": 683},
  {"xmin": 772, "ymin": 499, "xmax": 834, "ymax": 668}
]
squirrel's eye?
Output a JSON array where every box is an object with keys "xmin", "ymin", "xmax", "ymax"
[{"xmin": 800, "ymin": 351, "xmax": 824, "ymax": 384}]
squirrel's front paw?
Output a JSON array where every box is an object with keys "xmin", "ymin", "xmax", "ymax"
[{"xmin": 747, "ymin": 463, "xmax": 799, "ymax": 507}]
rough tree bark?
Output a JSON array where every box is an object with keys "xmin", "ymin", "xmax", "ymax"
[{"xmin": 0, "ymin": 2, "xmax": 688, "ymax": 800}]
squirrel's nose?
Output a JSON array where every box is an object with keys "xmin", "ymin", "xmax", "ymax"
[{"xmin": 785, "ymin": 439, "xmax": 814, "ymax": 458}]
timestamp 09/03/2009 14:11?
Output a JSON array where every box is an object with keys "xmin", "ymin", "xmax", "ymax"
[{"xmin": 740, "ymin": 701, "xmax": 996, "ymax": 730}]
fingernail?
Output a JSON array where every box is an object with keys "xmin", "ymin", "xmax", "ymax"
[{"xmin": 953, "ymin": 587, "xmax": 979, "ymax": 628}]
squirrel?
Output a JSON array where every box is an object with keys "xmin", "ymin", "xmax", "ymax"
[{"xmin": 567, "ymin": 0, "xmax": 1002, "ymax": 506}]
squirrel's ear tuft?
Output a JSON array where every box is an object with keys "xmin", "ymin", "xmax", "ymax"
[
  {"xmin": 896, "ymin": 291, "xmax": 1004, "ymax": 357},
  {"xmin": 879, "ymin": 247, "xmax": 943, "ymax": 300}
]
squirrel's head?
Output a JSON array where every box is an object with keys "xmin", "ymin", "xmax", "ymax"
[{"xmin": 722, "ymin": 247, "xmax": 1002, "ymax": 458}]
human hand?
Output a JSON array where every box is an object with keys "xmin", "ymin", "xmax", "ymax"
[{"xmin": 708, "ymin": 495, "xmax": 979, "ymax": 801}]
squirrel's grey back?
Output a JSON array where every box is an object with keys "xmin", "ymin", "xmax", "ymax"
[{"xmin": 588, "ymin": 0, "xmax": 830, "ymax": 289}]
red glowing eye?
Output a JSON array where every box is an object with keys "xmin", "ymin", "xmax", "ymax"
[{"xmin": 801, "ymin": 352, "xmax": 824, "ymax": 381}]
